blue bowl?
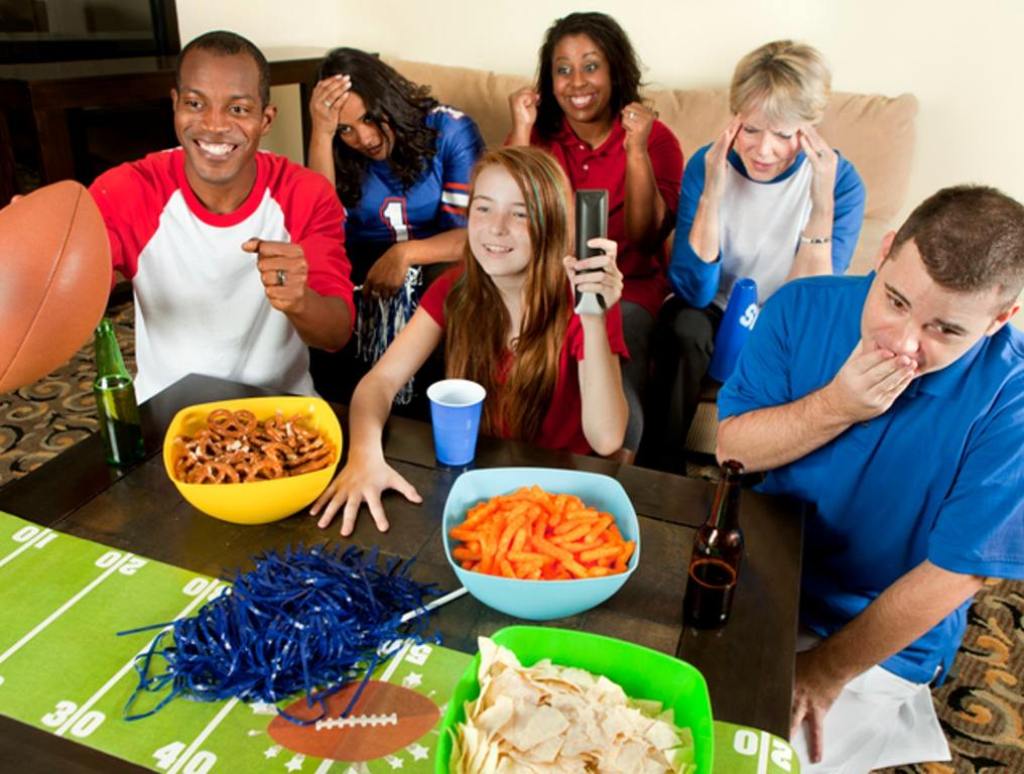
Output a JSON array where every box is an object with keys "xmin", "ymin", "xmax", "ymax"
[{"xmin": 442, "ymin": 467, "xmax": 641, "ymax": 620}]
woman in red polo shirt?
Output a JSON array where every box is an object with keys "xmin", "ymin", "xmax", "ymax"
[
  {"xmin": 312, "ymin": 147, "xmax": 629, "ymax": 536},
  {"xmin": 507, "ymin": 11, "xmax": 683, "ymax": 457}
]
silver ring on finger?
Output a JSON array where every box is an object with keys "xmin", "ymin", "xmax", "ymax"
[
  {"xmin": 276, "ymin": 269, "xmax": 287, "ymax": 287},
  {"xmin": 324, "ymin": 99, "xmax": 332, "ymax": 108}
]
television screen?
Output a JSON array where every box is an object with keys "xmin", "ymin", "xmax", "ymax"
[{"xmin": 0, "ymin": 0, "xmax": 179, "ymax": 64}]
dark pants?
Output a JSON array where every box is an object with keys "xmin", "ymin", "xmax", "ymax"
[
  {"xmin": 619, "ymin": 300, "xmax": 655, "ymax": 453},
  {"xmin": 641, "ymin": 297, "xmax": 722, "ymax": 471}
]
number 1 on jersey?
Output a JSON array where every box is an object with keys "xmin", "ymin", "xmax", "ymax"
[{"xmin": 380, "ymin": 198, "xmax": 410, "ymax": 242}]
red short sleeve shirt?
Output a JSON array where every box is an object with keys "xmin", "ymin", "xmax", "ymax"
[
  {"xmin": 420, "ymin": 267, "xmax": 628, "ymax": 455},
  {"xmin": 532, "ymin": 117, "xmax": 684, "ymax": 316}
]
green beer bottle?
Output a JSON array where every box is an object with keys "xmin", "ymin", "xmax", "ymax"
[{"xmin": 93, "ymin": 319, "xmax": 144, "ymax": 466}]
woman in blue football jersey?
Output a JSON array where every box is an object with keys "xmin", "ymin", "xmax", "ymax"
[{"xmin": 307, "ymin": 48, "xmax": 484, "ymax": 405}]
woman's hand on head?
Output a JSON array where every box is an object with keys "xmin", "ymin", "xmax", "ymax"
[
  {"xmin": 621, "ymin": 102, "xmax": 657, "ymax": 154},
  {"xmin": 704, "ymin": 115, "xmax": 743, "ymax": 199},
  {"xmin": 310, "ymin": 453, "xmax": 422, "ymax": 537},
  {"xmin": 799, "ymin": 124, "xmax": 838, "ymax": 212},
  {"xmin": 310, "ymin": 75, "xmax": 352, "ymax": 138},
  {"xmin": 508, "ymin": 87, "xmax": 540, "ymax": 138},
  {"xmin": 564, "ymin": 237, "xmax": 623, "ymax": 311}
]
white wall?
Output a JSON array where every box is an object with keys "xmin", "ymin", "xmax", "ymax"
[{"xmin": 176, "ymin": 0, "xmax": 341, "ymax": 160}]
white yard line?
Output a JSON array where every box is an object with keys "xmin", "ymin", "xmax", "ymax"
[
  {"xmin": 167, "ymin": 697, "xmax": 240, "ymax": 774},
  {"xmin": 55, "ymin": 579, "xmax": 226, "ymax": 736},
  {"xmin": 756, "ymin": 730, "xmax": 770, "ymax": 774},
  {"xmin": 0, "ymin": 528, "xmax": 53, "ymax": 569},
  {"xmin": 378, "ymin": 639, "xmax": 413, "ymax": 683},
  {"xmin": 0, "ymin": 552, "xmax": 132, "ymax": 666},
  {"xmin": 314, "ymin": 760, "xmax": 334, "ymax": 774}
]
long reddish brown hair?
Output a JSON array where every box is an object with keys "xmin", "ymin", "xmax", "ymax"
[{"xmin": 445, "ymin": 147, "xmax": 572, "ymax": 441}]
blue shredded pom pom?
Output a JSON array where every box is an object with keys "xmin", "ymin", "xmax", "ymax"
[
  {"xmin": 119, "ymin": 544, "xmax": 440, "ymax": 723},
  {"xmin": 355, "ymin": 266, "xmax": 422, "ymax": 406}
]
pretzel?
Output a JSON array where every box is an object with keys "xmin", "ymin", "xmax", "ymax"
[
  {"xmin": 187, "ymin": 461, "xmax": 242, "ymax": 484},
  {"xmin": 172, "ymin": 409, "xmax": 335, "ymax": 484},
  {"xmin": 208, "ymin": 408, "xmax": 258, "ymax": 438}
]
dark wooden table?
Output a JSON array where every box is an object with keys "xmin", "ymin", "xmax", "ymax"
[
  {"xmin": 0, "ymin": 46, "xmax": 326, "ymax": 201},
  {"xmin": 0, "ymin": 374, "xmax": 804, "ymax": 772}
]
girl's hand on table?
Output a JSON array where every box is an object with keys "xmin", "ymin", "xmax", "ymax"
[{"xmin": 311, "ymin": 454, "xmax": 422, "ymax": 536}]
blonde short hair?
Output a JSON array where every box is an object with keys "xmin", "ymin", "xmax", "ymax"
[{"xmin": 729, "ymin": 40, "xmax": 831, "ymax": 125}]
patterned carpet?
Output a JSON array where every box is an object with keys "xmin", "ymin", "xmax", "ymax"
[{"xmin": 1, "ymin": 304, "xmax": 1022, "ymax": 772}]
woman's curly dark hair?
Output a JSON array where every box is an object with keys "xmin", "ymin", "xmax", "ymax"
[
  {"xmin": 534, "ymin": 12, "xmax": 643, "ymax": 141},
  {"xmin": 318, "ymin": 48, "xmax": 439, "ymax": 209}
]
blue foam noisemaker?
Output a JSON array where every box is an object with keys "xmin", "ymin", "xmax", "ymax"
[
  {"xmin": 708, "ymin": 278, "xmax": 759, "ymax": 383},
  {"xmin": 118, "ymin": 544, "xmax": 440, "ymax": 724}
]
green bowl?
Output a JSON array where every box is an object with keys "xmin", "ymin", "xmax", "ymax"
[{"xmin": 435, "ymin": 625, "xmax": 714, "ymax": 773}]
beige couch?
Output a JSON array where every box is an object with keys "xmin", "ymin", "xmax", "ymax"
[{"xmin": 387, "ymin": 57, "xmax": 919, "ymax": 457}]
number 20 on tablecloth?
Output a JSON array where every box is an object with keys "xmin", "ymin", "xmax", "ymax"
[{"xmin": 717, "ymin": 723, "xmax": 799, "ymax": 773}]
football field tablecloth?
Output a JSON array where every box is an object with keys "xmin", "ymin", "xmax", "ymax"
[
  {"xmin": 0, "ymin": 510, "xmax": 799, "ymax": 773},
  {"xmin": 0, "ymin": 510, "xmax": 470, "ymax": 773}
]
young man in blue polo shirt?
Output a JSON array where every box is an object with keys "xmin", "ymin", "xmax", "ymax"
[{"xmin": 717, "ymin": 185, "xmax": 1024, "ymax": 772}]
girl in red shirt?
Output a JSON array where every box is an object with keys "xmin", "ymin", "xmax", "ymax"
[
  {"xmin": 312, "ymin": 147, "xmax": 629, "ymax": 536},
  {"xmin": 507, "ymin": 12, "xmax": 683, "ymax": 456}
]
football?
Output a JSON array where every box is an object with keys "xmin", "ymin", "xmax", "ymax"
[
  {"xmin": 267, "ymin": 679, "xmax": 441, "ymax": 761},
  {"xmin": 0, "ymin": 181, "xmax": 111, "ymax": 392}
]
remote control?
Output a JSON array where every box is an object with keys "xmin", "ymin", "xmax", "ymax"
[{"xmin": 573, "ymin": 189, "xmax": 609, "ymax": 315}]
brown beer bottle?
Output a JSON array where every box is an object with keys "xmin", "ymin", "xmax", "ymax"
[{"xmin": 682, "ymin": 460, "xmax": 744, "ymax": 628}]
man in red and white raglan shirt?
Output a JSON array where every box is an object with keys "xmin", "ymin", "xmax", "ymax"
[{"xmin": 89, "ymin": 31, "xmax": 354, "ymax": 401}]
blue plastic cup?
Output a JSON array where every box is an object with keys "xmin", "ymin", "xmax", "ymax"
[
  {"xmin": 708, "ymin": 278, "xmax": 760, "ymax": 383},
  {"xmin": 427, "ymin": 379, "xmax": 487, "ymax": 466}
]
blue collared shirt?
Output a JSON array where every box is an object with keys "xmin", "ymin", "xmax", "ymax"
[{"xmin": 719, "ymin": 274, "xmax": 1024, "ymax": 683}]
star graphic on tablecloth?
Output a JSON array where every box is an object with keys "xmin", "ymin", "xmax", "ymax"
[
  {"xmin": 250, "ymin": 700, "xmax": 278, "ymax": 715},
  {"xmin": 408, "ymin": 743, "xmax": 430, "ymax": 761},
  {"xmin": 385, "ymin": 755, "xmax": 405, "ymax": 769},
  {"xmin": 285, "ymin": 754, "xmax": 305, "ymax": 771},
  {"xmin": 264, "ymin": 745, "xmax": 282, "ymax": 759},
  {"xmin": 401, "ymin": 672, "xmax": 423, "ymax": 689}
]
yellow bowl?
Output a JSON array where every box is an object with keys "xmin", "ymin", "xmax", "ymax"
[{"xmin": 163, "ymin": 396, "xmax": 343, "ymax": 525}]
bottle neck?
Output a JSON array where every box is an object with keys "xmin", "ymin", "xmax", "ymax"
[
  {"xmin": 93, "ymin": 320, "xmax": 129, "ymax": 380},
  {"xmin": 706, "ymin": 472, "xmax": 742, "ymax": 531}
]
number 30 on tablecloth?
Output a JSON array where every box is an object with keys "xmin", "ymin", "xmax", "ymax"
[{"xmin": 41, "ymin": 700, "xmax": 105, "ymax": 738}]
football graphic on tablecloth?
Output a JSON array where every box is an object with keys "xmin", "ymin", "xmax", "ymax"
[{"xmin": 268, "ymin": 680, "xmax": 440, "ymax": 761}]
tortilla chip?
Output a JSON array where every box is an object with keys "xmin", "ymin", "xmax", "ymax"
[{"xmin": 451, "ymin": 638, "xmax": 697, "ymax": 773}]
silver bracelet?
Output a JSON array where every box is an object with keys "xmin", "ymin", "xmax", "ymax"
[{"xmin": 800, "ymin": 233, "xmax": 832, "ymax": 245}]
